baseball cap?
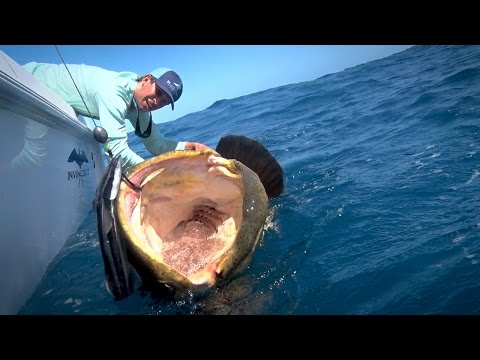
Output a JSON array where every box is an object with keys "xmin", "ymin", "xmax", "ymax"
[{"xmin": 150, "ymin": 68, "xmax": 183, "ymax": 110}]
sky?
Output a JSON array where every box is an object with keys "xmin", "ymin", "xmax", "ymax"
[{"xmin": 0, "ymin": 45, "xmax": 412, "ymax": 128}]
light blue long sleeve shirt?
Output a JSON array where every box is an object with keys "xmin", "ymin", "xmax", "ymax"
[{"xmin": 22, "ymin": 62, "xmax": 186, "ymax": 168}]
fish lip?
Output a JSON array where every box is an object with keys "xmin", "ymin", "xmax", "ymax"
[{"xmin": 189, "ymin": 269, "xmax": 220, "ymax": 291}]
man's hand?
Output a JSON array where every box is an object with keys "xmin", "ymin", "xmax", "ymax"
[{"xmin": 184, "ymin": 142, "xmax": 214, "ymax": 152}]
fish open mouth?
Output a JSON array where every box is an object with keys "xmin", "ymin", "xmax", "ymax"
[
  {"xmin": 95, "ymin": 135, "xmax": 281, "ymax": 300},
  {"xmin": 117, "ymin": 152, "xmax": 244, "ymax": 285}
]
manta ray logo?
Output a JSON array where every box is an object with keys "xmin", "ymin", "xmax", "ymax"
[{"xmin": 68, "ymin": 148, "xmax": 89, "ymax": 168}]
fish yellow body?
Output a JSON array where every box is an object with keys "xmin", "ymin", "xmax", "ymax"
[{"xmin": 115, "ymin": 150, "xmax": 268, "ymax": 293}]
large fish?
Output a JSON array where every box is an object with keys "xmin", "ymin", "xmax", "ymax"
[{"xmin": 94, "ymin": 135, "xmax": 283, "ymax": 300}]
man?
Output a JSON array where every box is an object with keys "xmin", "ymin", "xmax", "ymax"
[{"xmin": 22, "ymin": 62, "xmax": 212, "ymax": 168}]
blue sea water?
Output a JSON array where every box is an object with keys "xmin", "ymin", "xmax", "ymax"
[{"xmin": 19, "ymin": 45, "xmax": 480, "ymax": 315}]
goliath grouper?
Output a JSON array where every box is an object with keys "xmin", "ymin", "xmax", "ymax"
[{"xmin": 94, "ymin": 135, "xmax": 283, "ymax": 300}]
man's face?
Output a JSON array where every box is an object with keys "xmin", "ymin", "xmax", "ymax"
[{"xmin": 134, "ymin": 75, "xmax": 171, "ymax": 112}]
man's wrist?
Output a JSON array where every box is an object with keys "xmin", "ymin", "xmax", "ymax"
[{"xmin": 175, "ymin": 141, "xmax": 187, "ymax": 150}]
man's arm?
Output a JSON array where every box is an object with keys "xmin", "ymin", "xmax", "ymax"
[
  {"xmin": 143, "ymin": 131, "xmax": 214, "ymax": 154},
  {"xmin": 96, "ymin": 91, "xmax": 145, "ymax": 168},
  {"xmin": 139, "ymin": 115, "xmax": 213, "ymax": 155},
  {"xmin": 140, "ymin": 120, "xmax": 181, "ymax": 155},
  {"xmin": 183, "ymin": 142, "xmax": 214, "ymax": 151}
]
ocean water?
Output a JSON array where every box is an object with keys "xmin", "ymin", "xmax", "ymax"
[{"xmin": 20, "ymin": 45, "xmax": 480, "ymax": 315}]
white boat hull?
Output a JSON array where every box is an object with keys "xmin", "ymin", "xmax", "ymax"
[{"xmin": 0, "ymin": 51, "xmax": 106, "ymax": 314}]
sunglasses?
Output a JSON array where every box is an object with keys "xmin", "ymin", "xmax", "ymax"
[
  {"xmin": 156, "ymin": 82, "xmax": 175, "ymax": 107},
  {"xmin": 155, "ymin": 85, "xmax": 164, "ymax": 98}
]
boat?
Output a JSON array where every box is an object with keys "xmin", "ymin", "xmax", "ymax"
[{"xmin": 0, "ymin": 50, "xmax": 106, "ymax": 314}]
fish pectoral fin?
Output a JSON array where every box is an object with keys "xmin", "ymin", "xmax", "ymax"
[
  {"xmin": 215, "ymin": 135, "xmax": 284, "ymax": 198},
  {"xmin": 94, "ymin": 156, "xmax": 135, "ymax": 300}
]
